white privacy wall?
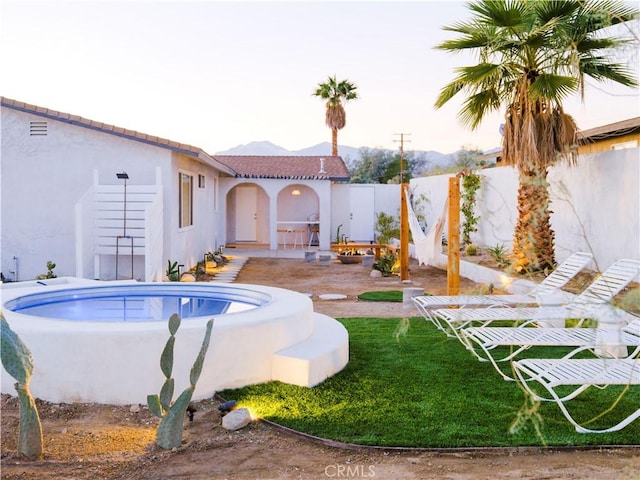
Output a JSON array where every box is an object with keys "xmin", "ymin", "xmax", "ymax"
[{"xmin": 410, "ymin": 148, "xmax": 640, "ymax": 270}]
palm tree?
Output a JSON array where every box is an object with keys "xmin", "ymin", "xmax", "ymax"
[
  {"xmin": 435, "ymin": 0, "xmax": 638, "ymax": 273},
  {"xmin": 313, "ymin": 76, "xmax": 358, "ymax": 156}
]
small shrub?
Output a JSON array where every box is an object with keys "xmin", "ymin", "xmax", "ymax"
[
  {"xmin": 374, "ymin": 213, "xmax": 399, "ymax": 245},
  {"xmin": 464, "ymin": 244, "xmax": 479, "ymax": 256},
  {"xmin": 373, "ymin": 251, "xmax": 397, "ymax": 277},
  {"xmin": 488, "ymin": 244, "xmax": 511, "ymax": 268}
]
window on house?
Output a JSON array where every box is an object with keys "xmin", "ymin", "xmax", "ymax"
[
  {"xmin": 179, "ymin": 173, "xmax": 193, "ymax": 228},
  {"xmin": 198, "ymin": 174, "xmax": 205, "ymax": 188}
]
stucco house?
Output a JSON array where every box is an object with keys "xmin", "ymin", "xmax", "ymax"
[
  {"xmin": 2, "ymin": 96, "xmax": 382, "ymax": 282},
  {"xmin": 479, "ymin": 116, "xmax": 640, "ymax": 164},
  {"xmin": 577, "ymin": 117, "xmax": 640, "ymax": 154}
]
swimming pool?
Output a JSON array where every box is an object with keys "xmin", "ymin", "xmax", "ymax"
[
  {"xmin": 1, "ymin": 278, "xmax": 349, "ymax": 404},
  {"xmin": 4, "ymin": 283, "xmax": 263, "ymax": 322}
]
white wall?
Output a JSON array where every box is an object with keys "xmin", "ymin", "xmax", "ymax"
[
  {"xmin": 168, "ymin": 152, "xmax": 224, "ymax": 276},
  {"xmin": 1, "ymin": 107, "xmax": 222, "ymax": 281},
  {"xmin": 410, "ymin": 148, "xmax": 640, "ymax": 269},
  {"xmin": 330, "ymin": 184, "xmax": 400, "ymax": 243},
  {"xmin": 219, "ymin": 178, "xmax": 333, "ymax": 250}
]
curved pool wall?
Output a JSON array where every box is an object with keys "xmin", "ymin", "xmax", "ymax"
[{"xmin": 1, "ymin": 277, "xmax": 349, "ymax": 405}]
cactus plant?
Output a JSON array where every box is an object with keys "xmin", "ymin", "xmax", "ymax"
[
  {"xmin": 147, "ymin": 314, "xmax": 214, "ymax": 449},
  {"xmin": 36, "ymin": 260, "xmax": 57, "ymax": 280},
  {"xmin": 0, "ymin": 314, "xmax": 43, "ymax": 459},
  {"xmin": 166, "ymin": 260, "xmax": 180, "ymax": 281}
]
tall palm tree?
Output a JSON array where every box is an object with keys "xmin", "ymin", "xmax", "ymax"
[
  {"xmin": 313, "ymin": 76, "xmax": 358, "ymax": 156},
  {"xmin": 435, "ymin": 0, "xmax": 638, "ymax": 272}
]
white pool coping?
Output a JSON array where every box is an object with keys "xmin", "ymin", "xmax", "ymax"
[{"xmin": 1, "ymin": 277, "xmax": 349, "ymax": 405}]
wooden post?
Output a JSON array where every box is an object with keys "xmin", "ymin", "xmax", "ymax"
[
  {"xmin": 447, "ymin": 176, "xmax": 460, "ymax": 295},
  {"xmin": 400, "ymin": 183, "xmax": 409, "ymax": 281}
]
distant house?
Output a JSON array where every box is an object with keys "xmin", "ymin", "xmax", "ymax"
[
  {"xmin": 1, "ymin": 97, "xmax": 362, "ymax": 282},
  {"xmin": 577, "ymin": 117, "xmax": 640, "ymax": 154},
  {"xmin": 478, "ymin": 116, "xmax": 640, "ymax": 164},
  {"xmin": 213, "ymin": 155, "xmax": 349, "ymax": 252}
]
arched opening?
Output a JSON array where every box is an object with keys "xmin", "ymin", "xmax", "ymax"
[
  {"xmin": 225, "ymin": 183, "xmax": 269, "ymax": 246},
  {"xmin": 277, "ymin": 184, "xmax": 320, "ymax": 248}
]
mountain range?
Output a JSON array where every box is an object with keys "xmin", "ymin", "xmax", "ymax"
[{"xmin": 215, "ymin": 141, "xmax": 459, "ymax": 173}]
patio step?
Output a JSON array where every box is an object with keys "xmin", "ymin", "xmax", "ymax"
[{"xmin": 271, "ymin": 313, "xmax": 349, "ymax": 387}]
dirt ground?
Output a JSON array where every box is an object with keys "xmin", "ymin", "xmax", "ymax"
[{"xmin": 2, "ymin": 256, "xmax": 638, "ymax": 480}]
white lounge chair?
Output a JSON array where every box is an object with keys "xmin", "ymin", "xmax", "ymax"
[
  {"xmin": 460, "ymin": 317, "xmax": 640, "ymax": 380},
  {"xmin": 428, "ymin": 258, "xmax": 640, "ymax": 339},
  {"xmin": 513, "ymin": 348, "xmax": 640, "ymax": 433},
  {"xmin": 413, "ymin": 251, "xmax": 593, "ymax": 314}
]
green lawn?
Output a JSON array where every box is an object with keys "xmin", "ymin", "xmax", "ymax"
[
  {"xmin": 356, "ymin": 290, "xmax": 404, "ymax": 302},
  {"xmin": 220, "ymin": 318, "xmax": 639, "ymax": 448}
]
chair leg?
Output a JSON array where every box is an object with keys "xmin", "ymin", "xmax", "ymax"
[
  {"xmin": 308, "ymin": 229, "xmax": 319, "ymax": 248},
  {"xmin": 277, "ymin": 230, "xmax": 288, "ymax": 249}
]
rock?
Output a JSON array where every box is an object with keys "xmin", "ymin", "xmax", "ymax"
[
  {"xmin": 362, "ymin": 255, "xmax": 375, "ymax": 267},
  {"xmin": 370, "ymin": 269, "xmax": 382, "ymax": 278},
  {"xmin": 222, "ymin": 407, "xmax": 252, "ymax": 431},
  {"xmin": 180, "ymin": 273, "xmax": 196, "ymax": 282},
  {"xmin": 318, "ymin": 293, "xmax": 347, "ymax": 300},
  {"xmin": 129, "ymin": 404, "xmax": 141, "ymax": 413}
]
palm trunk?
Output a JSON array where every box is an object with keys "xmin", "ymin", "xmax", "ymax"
[
  {"xmin": 511, "ymin": 169, "xmax": 556, "ymax": 273},
  {"xmin": 331, "ymin": 128, "xmax": 338, "ymax": 156}
]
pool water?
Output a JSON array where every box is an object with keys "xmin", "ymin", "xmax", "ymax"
[{"xmin": 5, "ymin": 284, "xmax": 261, "ymax": 322}]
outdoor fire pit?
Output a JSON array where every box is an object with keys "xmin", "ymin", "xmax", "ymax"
[{"xmin": 337, "ymin": 254, "xmax": 363, "ymax": 264}]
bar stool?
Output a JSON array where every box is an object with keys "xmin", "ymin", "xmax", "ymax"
[
  {"xmin": 308, "ymin": 224, "xmax": 320, "ymax": 247},
  {"xmin": 292, "ymin": 229, "xmax": 305, "ymax": 249},
  {"xmin": 277, "ymin": 229, "xmax": 289, "ymax": 249}
]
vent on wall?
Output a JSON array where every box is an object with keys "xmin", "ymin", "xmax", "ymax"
[{"xmin": 30, "ymin": 121, "xmax": 48, "ymax": 136}]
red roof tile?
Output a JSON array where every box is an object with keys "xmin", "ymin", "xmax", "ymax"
[{"xmin": 213, "ymin": 155, "xmax": 350, "ymax": 181}]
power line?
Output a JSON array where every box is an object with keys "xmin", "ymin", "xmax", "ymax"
[
  {"xmin": 585, "ymin": 79, "xmax": 639, "ymax": 97},
  {"xmin": 394, "ymin": 133, "xmax": 411, "ymax": 184}
]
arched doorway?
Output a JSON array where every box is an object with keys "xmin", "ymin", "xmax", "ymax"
[{"xmin": 226, "ymin": 183, "xmax": 269, "ymax": 246}]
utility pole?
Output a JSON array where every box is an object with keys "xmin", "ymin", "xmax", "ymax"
[{"xmin": 394, "ymin": 133, "xmax": 411, "ymax": 282}]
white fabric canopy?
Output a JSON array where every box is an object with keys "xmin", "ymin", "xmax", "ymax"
[{"xmin": 404, "ymin": 187, "xmax": 448, "ymax": 266}]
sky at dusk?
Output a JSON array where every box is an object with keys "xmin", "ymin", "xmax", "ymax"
[{"xmin": 2, "ymin": 0, "xmax": 639, "ymax": 155}]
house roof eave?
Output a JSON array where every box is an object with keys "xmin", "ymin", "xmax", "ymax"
[
  {"xmin": 1, "ymin": 96, "xmax": 240, "ymax": 176},
  {"xmin": 578, "ymin": 117, "xmax": 640, "ymax": 144},
  {"xmin": 196, "ymin": 152, "xmax": 236, "ymax": 176}
]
